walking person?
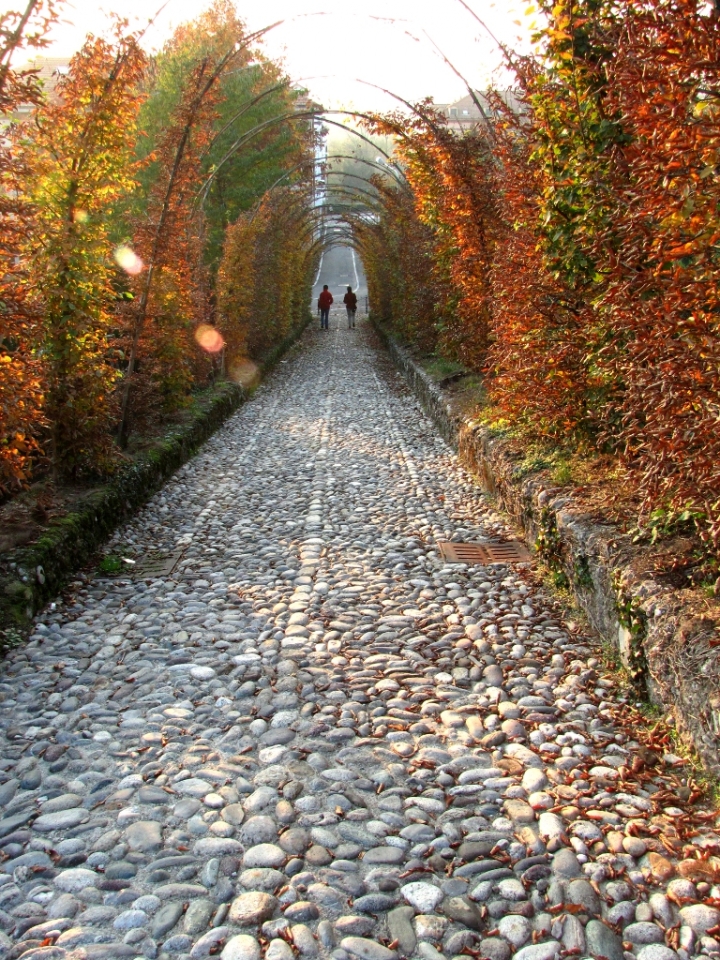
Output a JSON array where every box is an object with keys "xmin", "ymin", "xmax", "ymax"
[
  {"xmin": 318, "ymin": 285, "xmax": 333, "ymax": 330},
  {"xmin": 343, "ymin": 285, "xmax": 357, "ymax": 329}
]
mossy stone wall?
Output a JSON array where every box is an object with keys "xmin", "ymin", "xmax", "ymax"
[{"xmin": 373, "ymin": 318, "xmax": 720, "ymax": 777}]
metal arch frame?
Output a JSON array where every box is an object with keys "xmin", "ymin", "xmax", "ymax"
[
  {"xmin": 324, "ymin": 169, "xmax": 388, "ymax": 195},
  {"xmin": 258, "ymin": 150, "xmax": 408, "ymax": 196},
  {"xmin": 322, "ymin": 180, "xmax": 387, "ymax": 209},
  {"xmin": 305, "ymin": 225, "xmax": 368, "ymax": 262},
  {"xmin": 354, "ymin": 79, "xmax": 449, "ymax": 137},
  {"xmin": 241, "ymin": 207, "xmax": 383, "ymax": 286},
  {"xmin": 250, "ymin": 188, "xmax": 382, "ymax": 243},
  {"xmin": 300, "ymin": 182, "xmax": 406, "ymax": 258},
  {"xmin": 246, "ymin": 202, "xmax": 371, "ymax": 261},
  {"xmin": 325, "ymin": 153, "xmax": 409, "ymax": 190},
  {"xmin": 203, "ymin": 77, "xmax": 294, "ymax": 157},
  {"xmin": 244, "ymin": 150, "xmax": 408, "ymax": 224},
  {"xmin": 197, "ymin": 108, "xmax": 409, "ymax": 205},
  {"xmin": 200, "ymin": 78, "xmax": 462, "ymax": 275},
  {"xmin": 239, "ymin": 173, "xmax": 408, "ymax": 264}
]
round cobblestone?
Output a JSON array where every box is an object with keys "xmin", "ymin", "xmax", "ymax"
[{"xmin": 0, "ymin": 247, "xmax": 716, "ymax": 960}]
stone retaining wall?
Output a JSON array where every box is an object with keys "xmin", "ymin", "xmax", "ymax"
[
  {"xmin": 374, "ymin": 320, "xmax": 720, "ymax": 776},
  {"xmin": 0, "ymin": 314, "xmax": 312, "ymax": 647},
  {"xmin": 0, "ymin": 382, "xmax": 245, "ymax": 644}
]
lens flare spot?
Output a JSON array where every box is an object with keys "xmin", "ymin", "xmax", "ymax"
[
  {"xmin": 114, "ymin": 245, "xmax": 144, "ymax": 275},
  {"xmin": 195, "ymin": 324, "xmax": 225, "ymax": 354},
  {"xmin": 230, "ymin": 358, "xmax": 259, "ymax": 387},
  {"xmin": 74, "ymin": 209, "xmax": 89, "ymax": 223}
]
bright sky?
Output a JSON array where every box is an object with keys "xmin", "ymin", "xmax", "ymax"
[{"xmin": 46, "ymin": 0, "xmax": 537, "ymax": 110}]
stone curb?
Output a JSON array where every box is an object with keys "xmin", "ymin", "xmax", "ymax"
[
  {"xmin": 373, "ymin": 318, "xmax": 720, "ymax": 776},
  {"xmin": 0, "ymin": 313, "xmax": 313, "ymax": 646},
  {"xmin": 0, "ymin": 381, "xmax": 245, "ymax": 643}
]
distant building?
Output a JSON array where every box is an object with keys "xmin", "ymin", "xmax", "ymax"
[
  {"xmin": 293, "ymin": 92, "xmax": 320, "ymax": 116},
  {"xmin": 433, "ymin": 90, "xmax": 525, "ymax": 134},
  {"xmin": 4, "ymin": 56, "xmax": 71, "ymax": 123},
  {"xmin": 292, "ymin": 90, "xmax": 326, "ymax": 227},
  {"xmin": 25, "ymin": 56, "xmax": 71, "ymax": 91}
]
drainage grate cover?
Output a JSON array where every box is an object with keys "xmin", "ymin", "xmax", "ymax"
[
  {"xmin": 437, "ymin": 540, "xmax": 531, "ymax": 564},
  {"xmin": 128, "ymin": 548, "xmax": 186, "ymax": 579}
]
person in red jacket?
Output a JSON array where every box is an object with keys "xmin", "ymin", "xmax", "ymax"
[
  {"xmin": 318, "ymin": 285, "xmax": 333, "ymax": 329},
  {"xmin": 343, "ymin": 285, "xmax": 357, "ymax": 329}
]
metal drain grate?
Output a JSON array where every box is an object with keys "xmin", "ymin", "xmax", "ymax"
[
  {"xmin": 437, "ymin": 540, "xmax": 531, "ymax": 564},
  {"xmin": 128, "ymin": 548, "xmax": 185, "ymax": 579}
]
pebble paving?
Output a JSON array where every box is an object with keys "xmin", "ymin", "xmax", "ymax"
[{"xmin": 1, "ymin": 301, "xmax": 719, "ymax": 960}]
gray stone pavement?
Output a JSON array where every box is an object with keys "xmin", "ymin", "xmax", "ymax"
[{"xmin": 0, "ymin": 290, "xmax": 718, "ymax": 960}]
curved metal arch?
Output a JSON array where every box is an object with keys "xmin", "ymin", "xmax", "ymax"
[
  {"xmin": 249, "ymin": 203, "xmax": 378, "ymax": 254},
  {"xmin": 323, "ymin": 181, "xmax": 386, "ymax": 209},
  {"xmin": 242, "ymin": 203, "xmax": 368, "ymax": 253},
  {"xmin": 245, "ymin": 181, "xmax": 393, "ymax": 255},
  {"xmin": 218, "ymin": 123, "xmax": 409, "ymax": 263},
  {"xmin": 297, "ymin": 219, "xmax": 358, "ymax": 248},
  {"xmin": 246, "ymin": 181, "xmax": 315, "ymax": 224},
  {"xmin": 204, "ymin": 78, "xmax": 293, "ymax": 157},
  {"xmin": 256, "ymin": 150, "xmax": 408, "ymax": 199},
  {"xmin": 325, "ymin": 153, "xmax": 409, "ymax": 190},
  {"xmin": 250, "ymin": 202, "xmax": 366, "ymax": 246},
  {"xmin": 219, "ymin": 215, "xmax": 364, "ymax": 290},
  {"xmin": 305, "ymin": 227, "xmax": 367, "ymax": 261},
  {"xmin": 324, "ymin": 165, "xmax": 410, "ymax": 205},
  {"xmin": 316, "ymin": 220, "xmax": 373, "ymax": 243},
  {"xmin": 248, "ymin": 201, "xmax": 327, "ymax": 234},
  {"xmin": 198, "ymin": 107, "xmax": 408, "ymax": 205},
  {"xmin": 322, "ymin": 116, "xmax": 404, "ymax": 177},
  {"xmin": 256, "ymin": 219, "xmax": 362, "ymax": 272},
  {"xmin": 245, "ymin": 149, "xmax": 407, "ymax": 224},
  {"xmin": 312, "ymin": 209, "xmax": 385, "ymax": 256},
  {"xmin": 307, "ymin": 239, "xmax": 365, "ymax": 267},
  {"xmin": 324, "ymin": 169, "xmax": 386, "ymax": 194},
  {"xmin": 354, "ymin": 79, "xmax": 448, "ymax": 136},
  {"xmin": 345, "ymin": 209, "xmax": 405, "ymax": 249}
]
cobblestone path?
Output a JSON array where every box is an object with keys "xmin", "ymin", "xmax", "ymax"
[{"xmin": 1, "ymin": 288, "xmax": 718, "ymax": 960}]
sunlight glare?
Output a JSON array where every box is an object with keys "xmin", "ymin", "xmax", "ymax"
[
  {"xmin": 195, "ymin": 324, "xmax": 225, "ymax": 353},
  {"xmin": 114, "ymin": 245, "xmax": 144, "ymax": 275},
  {"xmin": 230, "ymin": 359, "xmax": 260, "ymax": 387}
]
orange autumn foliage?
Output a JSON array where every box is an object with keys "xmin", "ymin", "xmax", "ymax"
[
  {"xmin": 217, "ymin": 185, "xmax": 317, "ymax": 373},
  {"xmin": 357, "ymin": 0, "xmax": 720, "ymax": 546},
  {"xmin": 0, "ymin": 0, "xmax": 56, "ymax": 495},
  {"xmin": 2, "ymin": 2, "xmax": 315, "ymax": 492},
  {"xmin": 20, "ymin": 26, "xmax": 148, "ymax": 479}
]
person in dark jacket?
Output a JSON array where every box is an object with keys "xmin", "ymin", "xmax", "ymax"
[
  {"xmin": 343, "ymin": 286, "xmax": 357, "ymax": 329},
  {"xmin": 318, "ymin": 285, "xmax": 333, "ymax": 329}
]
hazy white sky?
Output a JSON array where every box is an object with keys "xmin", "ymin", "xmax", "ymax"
[{"xmin": 45, "ymin": 0, "xmax": 536, "ymax": 110}]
